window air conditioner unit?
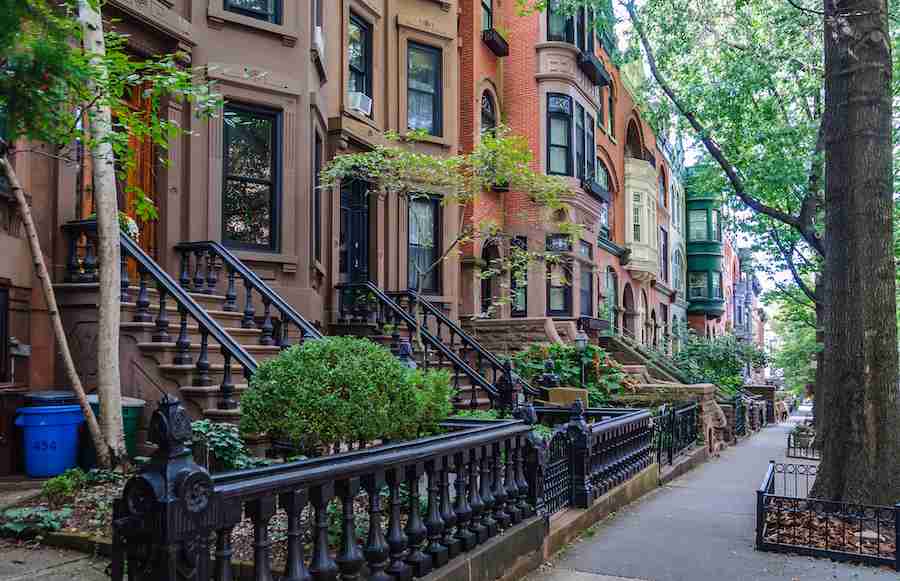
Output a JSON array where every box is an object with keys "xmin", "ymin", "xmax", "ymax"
[
  {"xmin": 312, "ymin": 26, "xmax": 327, "ymax": 73},
  {"xmin": 349, "ymin": 91, "xmax": 373, "ymax": 116}
]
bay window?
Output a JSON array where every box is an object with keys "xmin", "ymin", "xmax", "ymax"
[
  {"xmin": 712, "ymin": 271, "xmax": 723, "ymax": 298},
  {"xmin": 548, "ymin": 0, "xmax": 574, "ymax": 42},
  {"xmin": 712, "ymin": 210, "xmax": 722, "ymax": 241},
  {"xmin": 575, "ymin": 103, "xmax": 585, "ymax": 179},
  {"xmin": 407, "ymin": 42, "xmax": 443, "ymax": 136},
  {"xmin": 689, "ymin": 209, "xmax": 707, "ymax": 241},
  {"xmin": 632, "ymin": 192, "xmax": 643, "ymax": 242}
]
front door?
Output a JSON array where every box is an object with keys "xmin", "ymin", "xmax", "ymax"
[
  {"xmin": 117, "ymin": 84, "xmax": 157, "ymax": 263},
  {"xmin": 339, "ymin": 180, "xmax": 370, "ymax": 283}
]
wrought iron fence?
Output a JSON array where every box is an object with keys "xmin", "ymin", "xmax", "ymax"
[
  {"xmin": 111, "ymin": 397, "xmax": 537, "ymax": 581},
  {"xmin": 786, "ymin": 433, "xmax": 821, "ymax": 461},
  {"xmin": 756, "ymin": 461, "xmax": 899, "ymax": 571},
  {"xmin": 543, "ymin": 429, "xmax": 572, "ymax": 515},
  {"xmin": 733, "ymin": 395, "xmax": 746, "ymax": 437},
  {"xmin": 656, "ymin": 402, "xmax": 699, "ymax": 467}
]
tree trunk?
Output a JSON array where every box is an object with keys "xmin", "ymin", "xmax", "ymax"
[
  {"xmin": 0, "ymin": 150, "xmax": 111, "ymax": 468},
  {"xmin": 78, "ymin": 1, "xmax": 126, "ymax": 463},
  {"xmin": 813, "ymin": 0, "xmax": 899, "ymax": 504}
]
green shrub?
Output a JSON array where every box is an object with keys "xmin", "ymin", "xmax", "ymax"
[
  {"xmin": 42, "ymin": 468, "xmax": 87, "ymax": 508},
  {"xmin": 0, "ymin": 507, "xmax": 72, "ymax": 537},
  {"xmin": 512, "ymin": 343, "xmax": 627, "ymax": 406},
  {"xmin": 192, "ymin": 420, "xmax": 266, "ymax": 472},
  {"xmin": 240, "ymin": 337, "xmax": 454, "ymax": 449}
]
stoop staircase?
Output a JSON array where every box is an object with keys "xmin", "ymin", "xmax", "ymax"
[{"xmin": 62, "ymin": 220, "xmax": 536, "ymax": 423}]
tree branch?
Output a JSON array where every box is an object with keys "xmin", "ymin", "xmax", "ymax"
[
  {"xmin": 786, "ymin": 0, "xmax": 826, "ymax": 17},
  {"xmin": 624, "ymin": 1, "xmax": 826, "ymax": 252},
  {"xmin": 770, "ymin": 229, "xmax": 820, "ymax": 304}
]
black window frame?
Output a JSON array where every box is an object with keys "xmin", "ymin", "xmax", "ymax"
[
  {"xmin": 547, "ymin": 93, "xmax": 573, "ymax": 176},
  {"xmin": 482, "ymin": 0, "xmax": 493, "ymax": 31},
  {"xmin": 224, "ymin": 0, "xmax": 282, "ymax": 24},
  {"xmin": 407, "ymin": 41, "xmax": 444, "ymax": 137},
  {"xmin": 585, "ymin": 111, "xmax": 596, "ymax": 180},
  {"xmin": 313, "ymin": 130, "xmax": 323, "ymax": 263},
  {"xmin": 548, "ymin": 0, "xmax": 575, "ymax": 43},
  {"xmin": 579, "ymin": 241, "xmax": 593, "ymax": 317},
  {"xmin": 511, "ymin": 236, "xmax": 529, "ymax": 317},
  {"xmin": 607, "ymin": 87, "xmax": 615, "ymax": 136},
  {"xmin": 659, "ymin": 227, "xmax": 669, "ymax": 283},
  {"xmin": 348, "ymin": 13, "xmax": 373, "ymax": 99},
  {"xmin": 408, "ymin": 194, "xmax": 443, "ymax": 294},
  {"xmin": 712, "ymin": 271, "xmax": 724, "ymax": 299},
  {"xmin": 546, "ymin": 260, "xmax": 573, "ymax": 317},
  {"xmin": 481, "ymin": 91, "xmax": 497, "ymax": 135},
  {"xmin": 575, "ymin": 102, "xmax": 585, "ymax": 180},
  {"xmin": 221, "ymin": 102, "xmax": 282, "ymax": 252}
]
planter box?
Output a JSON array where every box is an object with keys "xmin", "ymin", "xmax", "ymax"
[{"xmin": 482, "ymin": 28, "xmax": 509, "ymax": 57}]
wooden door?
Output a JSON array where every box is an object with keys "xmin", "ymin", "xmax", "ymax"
[{"xmin": 118, "ymin": 85, "xmax": 157, "ymax": 262}]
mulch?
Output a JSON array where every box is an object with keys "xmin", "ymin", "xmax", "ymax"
[{"xmin": 764, "ymin": 508, "xmax": 897, "ymax": 561}]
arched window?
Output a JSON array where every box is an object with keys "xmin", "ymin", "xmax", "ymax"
[
  {"xmin": 658, "ymin": 171, "xmax": 667, "ymax": 207},
  {"xmin": 481, "ymin": 91, "xmax": 497, "ymax": 135}
]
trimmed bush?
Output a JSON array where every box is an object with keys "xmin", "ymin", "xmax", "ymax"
[{"xmin": 240, "ymin": 337, "xmax": 454, "ymax": 450}]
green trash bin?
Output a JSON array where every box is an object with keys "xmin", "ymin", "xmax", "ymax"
[{"xmin": 80, "ymin": 395, "xmax": 145, "ymax": 469}]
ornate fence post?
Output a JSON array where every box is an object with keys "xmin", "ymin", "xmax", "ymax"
[
  {"xmin": 566, "ymin": 400, "xmax": 594, "ymax": 509},
  {"xmin": 111, "ymin": 395, "xmax": 217, "ymax": 581},
  {"xmin": 518, "ymin": 404, "xmax": 546, "ymax": 515},
  {"xmin": 497, "ymin": 360, "xmax": 519, "ymax": 414}
]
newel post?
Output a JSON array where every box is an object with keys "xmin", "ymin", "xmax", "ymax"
[
  {"xmin": 517, "ymin": 403, "xmax": 546, "ymax": 515},
  {"xmin": 111, "ymin": 396, "xmax": 217, "ymax": 581},
  {"xmin": 497, "ymin": 360, "xmax": 519, "ymax": 413},
  {"xmin": 566, "ymin": 400, "xmax": 594, "ymax": 509}
]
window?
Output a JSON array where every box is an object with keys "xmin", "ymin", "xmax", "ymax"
[
  {"xmin": 481, "ymin": 92, "xmax": 497, "ymax": 135},
  {"xmin": 579, "ymin": 242, "xmax": 593, "ymax": 317},
  {"xmin": 547, "ymin": 94, "xmax": 572, "ymax": 175},
  {"xmin": 547, "ymin": 261, "xmax": 572, "ymax": 316},
  {"xmin": 511, "ymin": 237, "xmax": 528, "ymax": 317},
  {"xmin": 313, "ymin": 131, "xmax": 323, "ymax": 263},
  {"xmin": 548, "ymin": 0, "xmax": 574, "ymax": 42},
  {"xmin": 605, "ymin": 268, "xmax": 618, "ymax": 329},
  {"xmin": 314, "ymin": 0, "xmax": 322, "ymax": 27},
  {"xmin": 575, "ymin": 7, "xmax": 587, "ymax": 51},
  {"xmin": 596, "ymin": 159, "xmax": 610, "ymax": 190},
  {"xmin": 689, "ymin": 272, "xmax": 707, "ymax": 299},
  {"xmin": 712, "ymin": 210, "xmax": 722, "ymax": 241},
  {"xmin": 598, "ymin": 205, "xmax": 610, "ymax": 240},
  {"xmin": 546, "ymin": 233, "xmax": 572, "ymax": 252},
  {"xmin": 482, "ymin": 0, "xmax": 493, "ymax": 31},
  {"xmin": 224, "ymin": 0, "xmax": 281, "ymax": 24},
  {"xmin": 575, "ymin": 103, "xmax": 585, "ymax": 180},
  {"xmin": 659, "ymin": 227, "xmax": 669, "ymax": 282},
  {"xmin": 407, "ymin": 43, "xmax": 443, "ymax": 136},
  {"xmin": 658, "ymin": 172, "xmax": 667, "ymax": 207},
  {"xmin": 222, "ymin": 103, "xmax": 280, "ymax": 251},
  {"xmin": 689, "ymin": 209, "xmax": 707, "ymax": 240},
  {"xmin": 607, "ymin": 88, "xmax": 615, "ymax": 136},
  {"xmin": 408, "ymin": 196, "xmax": 441, "ymax": 293},
  {"xmin": 348, "ymin": 14, "xmax": 372, "ymax": 99},
  {"xmin": 673, "ymin": 250, "xmax": 684, "ymax": 293},
  {"xmin": 586, "ymin": 113, "xmax": 596, "ymax": 180},
  {"xmin": 632, "ymin": 192, "xmax": 643, "ymax": 242},
  {"xmin": 712, "ymin": 271, "xmax": 723, "ymax": 298}
]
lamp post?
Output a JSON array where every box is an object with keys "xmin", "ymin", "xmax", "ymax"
[{"xmin": 575, "ymin": 329, "xmax": 588, "ymax": 390}]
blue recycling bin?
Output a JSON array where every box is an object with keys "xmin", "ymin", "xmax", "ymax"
[{"xmin": 15, "ymin": 405, "xmax": 84, "ymax": 478}]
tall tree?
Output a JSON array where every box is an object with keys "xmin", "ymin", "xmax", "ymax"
[{"xmin": 815, "ymin": 0, "xmax": 898, "ymax": 504}]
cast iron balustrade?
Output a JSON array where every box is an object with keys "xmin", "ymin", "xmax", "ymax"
[
  {"xmin": 337, "ymin": 281, "xmax": 535, "ymax": 410},
  {"xmin": 63, "ymin": 220, "xmax": 257, "ymax": 409},
  {"xmin": 733, "ymin": 394, "xmax": 747, "ymax": 437},
  {"xmin": 482, "ymin": 28, "xmax": 509, "ymax": 57},
  {"xmin": 393, "ymin": 288, "xmax": 542, "ymax": 406},
  {"xmin": 174, "ymin": 241, "xmax": 323, "ymax": 346},
  {"xmin": 536, "ymin": 402, "xmax": 653, "ymax": 516},
  {"xmin": 756, "ymin": 461, "xmax": 899, "ymax": 570},
  {"xmin": 110, "ymin": 396, "xmax": 538, "ymax": 581},
  {"xmin": 615, "ymin": 327, "xmax": 694, "ymax": 385},
  {"xmin": 656, "ymin": 401, "xmax": 699, "ymax": 467}
]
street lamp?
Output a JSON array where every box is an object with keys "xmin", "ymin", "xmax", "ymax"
[{"xmin": 575, "ymin": 329, "xmax": 589, "ymax": 389}]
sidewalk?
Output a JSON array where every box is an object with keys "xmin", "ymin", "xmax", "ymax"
[
  {"xmin": 528, "ymin": 413, "xmax": 895, "ymax": 581},
  {"xmin": 0, "ymin": 541, "xmax": 107, "ymax": 581}
]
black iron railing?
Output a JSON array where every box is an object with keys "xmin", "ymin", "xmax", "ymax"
[
  {"xmin": 786, "ymin": 432, "xmax": 821, "ymax": 460},
  {"xmin": 656, "ymin": 402, "xmax": 699, "ymax": 467},
  {"xmin": 338, "ymin": 282, "xmax": 507, "ymax": 409},
  {"xmin": 756, "ymin": 461, "xmax": 899, "ymax": 570},
  {"xmin": 111, "ymin": 396, "xmax": 538, "ymax": 581},
  {"xmin": 537, "ymin": 402, "xmax": 654, "ymax": 516},
  {"xmin": 397, "ymin": 289, "xmax": 542, "ymax": 400},
  {"xmin": 63, "ymin": 220, "xmax": 257, "ymax": 409},
  {"xmin": 174, "ymin": 241, "xmax": 323, "ymax": 345}
]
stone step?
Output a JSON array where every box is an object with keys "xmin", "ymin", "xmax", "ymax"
[
  {"xmin": 180, "ymin": 384, "xmax": 249, "ymax": 412},
  {"xmin": 121, "ymin": 321, "xmax": 267, "ymax": 346},
  {"xmin": 136, "ymin": 342, "xmax": 282, "ymax": 365},
  {"xmin": 158, "ymin": 362, "xmax": 248, "ymax": 387}
]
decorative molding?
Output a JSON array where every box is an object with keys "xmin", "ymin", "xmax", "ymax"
[
  {"xmin": 206, "ymin": 0, "xmax": 298, "ymax": 46},
  {"xmin": 109, "ymin": 0, "xmax": 194, "ymax": 46},
  {"xmin": 397, "ymin": 14, "xmax": 456, "ymax": 41},
  {"xmin": 207, "ymin": 63, "xmax": 303, "ymax": 96}
]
